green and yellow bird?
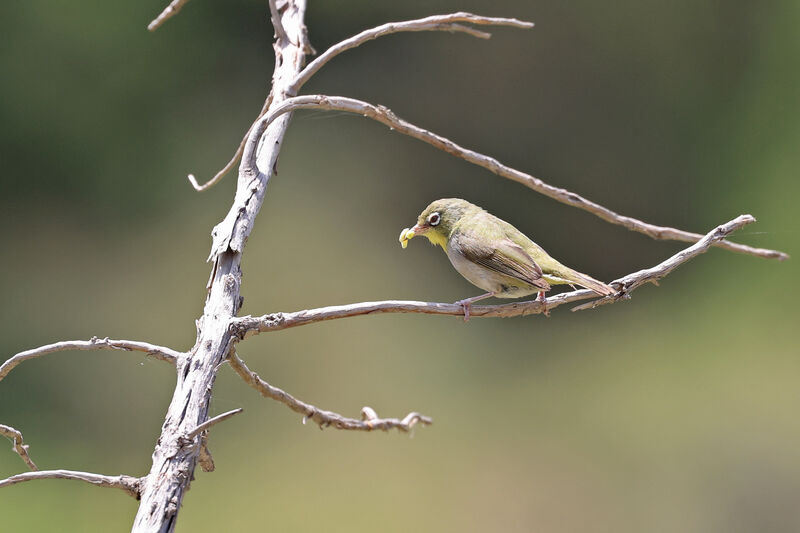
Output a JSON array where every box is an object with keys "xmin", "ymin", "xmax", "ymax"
[{"xmin": 399, "ymin": 198, "xmax": 615, "ymax": 319}]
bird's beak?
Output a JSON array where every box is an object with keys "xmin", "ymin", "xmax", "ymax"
[{"xmin": 399, "ymin": 224, "xmax": 427, "ymax": 249}]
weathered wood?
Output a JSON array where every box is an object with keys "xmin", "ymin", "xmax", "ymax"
[{"xmin": 130, "ymin": 2, "xmax": 309, "ymax": 531}]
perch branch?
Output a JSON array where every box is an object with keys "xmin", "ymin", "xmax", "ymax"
[
  {"xmin": 148, "ymin": 0, "xmax": 193, "ymax": 32},
  {"xmin": 231, "ymin": 215, "xmax": 755, "ymax": 333},
  {"xmin": 227, "ymin": 352, "xmax": 432, "ymax": 432},
  {"xmin": 0, "ymin": 337, "xmax": 181, "ymax": 382},
  {"xmin": 252, "ymin": 94, "xmax": 788, "ymax": 260},
  {"xmin": 0, "ymin": 469, "xmax": 142, "ymax": 498},
  {"xmin": 0, "ymin": 424, "xmax": 38, "ymax": 471},
  {"xmin": 289, "ymin": 12, "xmax": 534, "ymax": 93}
]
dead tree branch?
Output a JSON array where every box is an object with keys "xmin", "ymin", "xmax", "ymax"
[
  {"xmin": 247, "ymin": 94, "xmax": 788, "ymax": 261},
  {"xmin": 132, "ymin": 2, "xmax": 311, "ymax": 530},
  {"xmin": 0, "ymin": 424, "xmax": 38, "ymax": 471},
  {"xmin": 0, "ymin": 469, "xmax": 141, "ymax": 498},
  {"xmin": 289, "ymin": 12, "xmax": 534, "ymax": 93},
  {"xmin": 228, "ymin": 353, "xmax": 432, "ymax": 432},
  {"xmin": 230, "ymin": 215, "xmax": 755, "ymax": 333},
  {"xmin": 186, "ymin": 408, "xmax": 243, "ymax": 439},
  {"xmin": 148, "ymin": 0, "xmax": 193, "ymax": 32},
  {"xmin": 0, "ymin": 337, "xmax": 180, "ymax": 382}
]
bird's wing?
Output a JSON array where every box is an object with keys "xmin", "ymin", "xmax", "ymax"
[{"xmin": 452, "ymin": 232, "xmax": 551, "ymax": 290}]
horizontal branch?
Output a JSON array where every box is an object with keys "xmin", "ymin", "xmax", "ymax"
[
  {"xmin": 228, "ymin": 353, "xmax": 432, "ymax": 432},
  {"xmin": 0, "ymin": 469, "xmax": 141, "ymax": 498},
  {"xmin": 252, "ymin": 94, "xmax": 787, "ymax": 261},
  {"xmin": 289, "ymin": 12, "xmax": 534, "ymax": 93},
  {"xmin": 0, "ymin": 424, "xmax": 38, "ymax": 471},
  {"xmin": 231, "ymin": 214, "xmax": 755, "ymax": 333},
  {"xmin": 0, "ymin": 337, "xmax": 181, "ymax": 382},
  {"xmin": 148, "ymin": 0, "xmax": 193, "ymax": 32}
]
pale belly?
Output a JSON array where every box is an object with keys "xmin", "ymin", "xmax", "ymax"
[{"xmin": 445, "ymin": 244, "xmax": 541, "ymax": 298}]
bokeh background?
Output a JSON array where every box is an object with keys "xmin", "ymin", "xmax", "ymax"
[{"xmin": 1, "ymin": 1, "xmax": 798, "ymax": 531}]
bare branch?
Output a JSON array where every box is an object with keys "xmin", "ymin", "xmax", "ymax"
[
  {"xmin": 227, "ymin": 353, "xmax": 432, "ymax": 432},
  {"xmin": 0, "ymin": 469, "xmax": 141, "ymax": 498},
  {"xmin": 0, "ymin": 337, "xmax": 181, "ymax": 382},
  {"xmin": 571, "ymin": 214, "xmax": 756, "ymax": 311},
  {"xmin": 231, "ymin": 215, "xmax": 756, "ymax": 333},
  {"xmin": 289, "ymin": 12, "xmax": 534, "ymax": 94},
  {"xmin": 0, "ymin": 424, "xmax": 38, "ymax": 471},
  {"xmin": 148, "ymin": 0, "xmax": 193, "ymax": 32},
  {"xmin": 250, "ymin": 95, "xmax": 788, "ymax": 261},
  {"xmin": 186, "ymin": 408, "xmax": 243, "ymax": 439},
  {"xmin": 268, "ymin": 0, "xmax": 290, "ymax": 43}
]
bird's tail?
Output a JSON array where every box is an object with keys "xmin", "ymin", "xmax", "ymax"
[{"xmin": 560, "ymin": 268, "xmax": 616, "ymax": 296}]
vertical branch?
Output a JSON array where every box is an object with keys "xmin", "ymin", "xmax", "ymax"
[{"xmin": 130, "ymin": 2, "xmax": 309, "ymax": 531}]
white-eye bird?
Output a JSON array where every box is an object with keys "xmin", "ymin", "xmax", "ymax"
[{"xmin": 399, "ymin": 198, "xmax": 615, "ymax": 319}]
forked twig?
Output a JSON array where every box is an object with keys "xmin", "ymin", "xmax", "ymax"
[
  {"xmin": 289, "ymin": 12, "xmax": 534, "ymax": 93},
  {"xmin": 230, "ymin": 215, "xmax": 756, "ymax": 334},
  {"xmin": 148, "ymin": 0, "xmax": 193, "ymax": 32},
  {"xmin": 227, "ymin": 353, "xmax": 432, "ymax": 432}
]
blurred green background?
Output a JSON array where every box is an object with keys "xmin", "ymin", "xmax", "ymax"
[{"xmin": 1, "ymin": 1, "xmax": 798, "ymax": 531}]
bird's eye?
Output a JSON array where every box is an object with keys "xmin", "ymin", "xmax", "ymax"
[{"xmin": 428, "ymin": 212, "xmax": 441, "ymax": 226}]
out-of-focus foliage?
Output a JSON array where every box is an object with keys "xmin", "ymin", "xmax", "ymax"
[{"xmin": 0, "ymin": 1, "xmax": 797, "ymax": 532}]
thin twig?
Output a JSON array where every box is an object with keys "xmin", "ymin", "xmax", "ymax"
[
  {"xmin": 187, "ymin": 94, "xmax": 274, "ymax": 192},
  {"xmin": 231, "ymin": 215, "xmax": 756, "ymax": 334},
  {"xmin": 289, "ymin": 12, "xmax": 534, "ymax": 94},
  {"xmin": 186, "ymin": 408, "xmax": 243, "ymax": 439},
  {"xmin": 0, "ymin": 470, "xmax": 142, "ymax": 498},
  {"xmin": 0, "ymin": 337, "xmax": 181, "ymax": 382},
  {"xmin": 247, "ymin": 95, "xmax": 788, "ymax": 260},
  {"xmin": 227, "ymin": 353, "xmax": 432, "ymax": 432},
  {"xmin": 0, "ymin": 424, "xmax": 38, "ymax": 471},
  {"xmin": 570, "ymin": 214, "xmax": 757, "ymax": 311},
  {"xmin": 148, "ymin": 0, "xmax": 193, "ymax": 32}
]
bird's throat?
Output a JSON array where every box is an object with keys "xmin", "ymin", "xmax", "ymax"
[{"xmin": 423, "ymin": 231, "xmax": 448, "ymax": 250}]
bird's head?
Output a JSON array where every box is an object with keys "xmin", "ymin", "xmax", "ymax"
[{"xmin": 399, "ymin": 198, "xmax": 480, "ymax": 249}]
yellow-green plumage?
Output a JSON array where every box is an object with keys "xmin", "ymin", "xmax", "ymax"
[{"xmin": 399, "ymin": 198, "xmax": 614, "ymax": 303}]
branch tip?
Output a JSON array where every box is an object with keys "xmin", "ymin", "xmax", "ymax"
[{"xmin": 148, "ymin": 0, "xmax": 193, "ymax": 32}]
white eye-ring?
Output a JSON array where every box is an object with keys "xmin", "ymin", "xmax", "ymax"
[{"xmin": 428, "ymin": 212, "xmax": 441, "ymax": 226}]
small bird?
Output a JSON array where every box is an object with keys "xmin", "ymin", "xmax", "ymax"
[{"xmin": 399, "ymin": 198, "xmax": 615, "ymax": 320}]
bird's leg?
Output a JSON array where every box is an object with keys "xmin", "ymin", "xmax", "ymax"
[
  {"xmin": 454, "ymin": 292, "xmax": 494, "ymax": 322},
  {"xmin": 537, "ymin": 291, "xmax": 550, "ymax": 317}
]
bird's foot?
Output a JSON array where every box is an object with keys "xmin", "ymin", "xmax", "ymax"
[
  {"xmin": 537, "ymin": 291, "xmax": 550, "ymax": 317},
  {"xmin": 454, "ymin": 299, "xmax": 472, "ymax": 322}
]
